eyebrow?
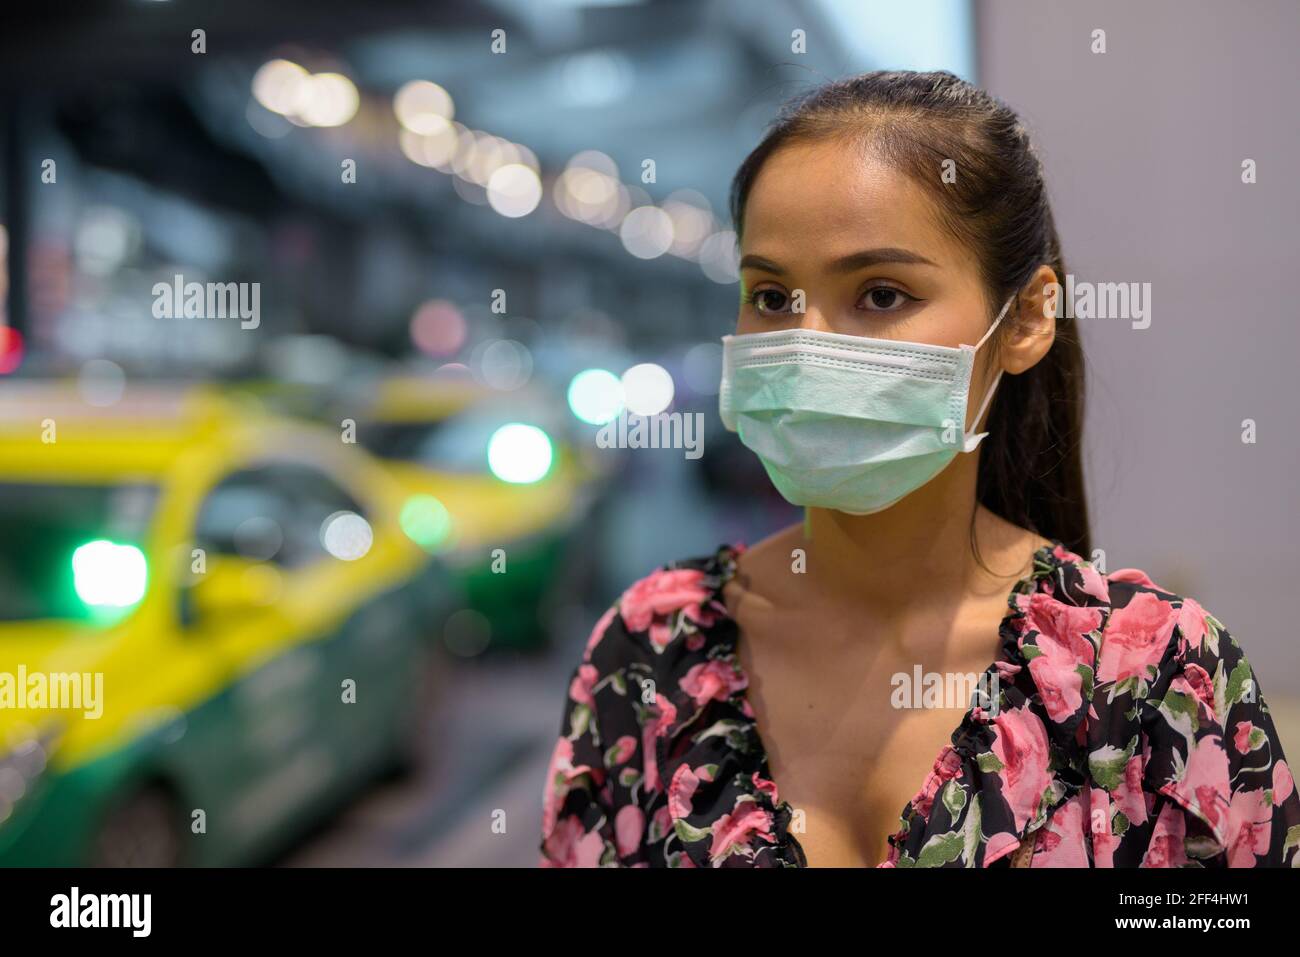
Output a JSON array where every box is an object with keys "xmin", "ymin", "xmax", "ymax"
[{"xmin": 739, "ymin": 247, "xmax": 938, "ymax": 274}]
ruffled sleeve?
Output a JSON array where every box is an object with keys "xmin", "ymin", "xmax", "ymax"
[
  {"xmin": 538, "ymin": 554, "xmax": 747, "ymax": 867},
  {"xmin": 1136, "ymin": 591, "xmax": 1300, "ymax": 867},
  {"xmin": 538, "ymin": 604, "xmax": 624, "ymax": 867}
]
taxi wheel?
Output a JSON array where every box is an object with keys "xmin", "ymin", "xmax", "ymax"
[{"xmin": 89, "ymin": 786, "xmax": 185, "ymax": 868}]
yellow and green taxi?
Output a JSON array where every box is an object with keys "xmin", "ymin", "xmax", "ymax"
[
  {"xmin": 350, "ymin": 374, "xmax": 599, "ymax": 651},
  {"xmin": 0, "ymin": 383, "xmax": 454, "ymax": 866}
]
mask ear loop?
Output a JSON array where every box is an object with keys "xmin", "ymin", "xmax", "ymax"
[
  {"xmin": 972, "ymin": 295, "xmax": 1015, "ymax": 351},
  {"xmin": 962, "ymin": 296, "xmax": 1015, "ymax": 453}
]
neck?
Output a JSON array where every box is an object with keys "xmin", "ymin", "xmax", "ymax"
[{"xmin": 798, "ymin": 452, "xmax": 1037, "ymax": 615}]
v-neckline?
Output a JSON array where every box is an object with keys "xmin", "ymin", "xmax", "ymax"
[{"xmin": 707, "ymin": 538, "xmax": 1063, "ymax": 868}]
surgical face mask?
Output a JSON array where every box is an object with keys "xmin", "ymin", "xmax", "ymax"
[{"xmin": 719, "ymin": 297, "xmax": 1013, "ymax": 515}]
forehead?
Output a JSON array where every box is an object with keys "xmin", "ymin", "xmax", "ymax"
[{"xmin": 740, "ymin": 139, "xmax": 972, "ymax": 270}]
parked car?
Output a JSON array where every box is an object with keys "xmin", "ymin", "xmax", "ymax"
[
  {"xmin": 0, "ymin": 382, "xmax": 455, "ymax": 866},
  {"xmin": 351, "ymin": 374, "xmax": 602, "ymax": 651}
]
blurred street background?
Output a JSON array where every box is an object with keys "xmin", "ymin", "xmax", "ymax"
[{"xmin": 0, "ymin": 0, "xmax": 1297, "ymax": 867}]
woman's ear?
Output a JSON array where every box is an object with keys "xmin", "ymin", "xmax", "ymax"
[{"xmin": 1001, "ymin": 264, "xmax": 1058, "ymax": 374}]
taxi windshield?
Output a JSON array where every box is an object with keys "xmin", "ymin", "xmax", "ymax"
[{"xmin": 0, "ymin": 482, "xmax": 159, "ymax": 622}]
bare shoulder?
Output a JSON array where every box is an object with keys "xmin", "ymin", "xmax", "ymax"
[{"xmin": 726, "ymin": 521, "xmax": 804, "ymax": 608}]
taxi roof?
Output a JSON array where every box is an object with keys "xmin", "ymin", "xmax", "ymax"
[
  {"xmin": 367, "ymin": 374, "xmax": 488, "ymax": 423},
  {"xmin": 0, "ymin": 380, "xmax": 255, "ymax": 477}
]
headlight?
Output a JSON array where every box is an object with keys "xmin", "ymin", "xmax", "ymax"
[
  {"xmin": 487, "ymin": 423, "xmax": 553, "ymax": 484},
  {"xmin": 72, "ymin": 540, "xmax": 148, "ymax": 608}
]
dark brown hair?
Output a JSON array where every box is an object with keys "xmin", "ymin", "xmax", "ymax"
[{"xmin": 729, "ymin": 70, "xmax": 1090, "ymax": 558}]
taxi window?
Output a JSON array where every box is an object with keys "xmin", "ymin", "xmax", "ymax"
[
  {"xmin": 194, "ymin": 463, "xmax": 364, "ymax": 569},
  {"xmin": 360, "ymin": 405, "xmax": 511, "ymax": 474}
]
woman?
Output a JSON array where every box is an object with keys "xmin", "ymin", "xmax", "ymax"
[{"xmin": 539, "ymin": 71, "xmax": 1300, "ymax": 867}]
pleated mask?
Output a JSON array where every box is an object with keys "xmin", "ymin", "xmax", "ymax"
[{"xmin": 719, "ymin": 297, "xmax": 1013, "ymax": 514}]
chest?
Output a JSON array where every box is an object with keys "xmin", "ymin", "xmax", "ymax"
[{"xmin": 731, "ymin": 601, "xmax": 1007, "ymax": 867}]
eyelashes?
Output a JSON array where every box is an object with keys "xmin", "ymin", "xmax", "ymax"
[
  {"xmin": 861, "ymin": 286, "xmax": 919, "ymax": 311},
  {"xmin": 740, "ymin": 288, "xmax": 790, "ymax": 313},
  {"xmin": 741, "ymin": 284, "xmax": 920, "ymax": 316}
]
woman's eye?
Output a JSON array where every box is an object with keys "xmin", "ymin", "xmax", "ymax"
[
  {"xmin": 861, "ymin": 287, "xmax": 914, "ymax": 311},
  {"xmin": 753, "ymin": 289, "xmax": 790, "ymax": 314}
]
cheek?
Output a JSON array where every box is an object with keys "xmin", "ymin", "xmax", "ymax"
[
  {"xmin": 735, "ymin": 304, "xmax": 802, "ymax": 335},
  {"xmin": 937, "ymin": 299, "xmax": 999, "ymax": 349}
]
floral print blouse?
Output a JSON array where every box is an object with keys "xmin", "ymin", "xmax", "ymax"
[{"xmin": 539, "ymin": 541, "xmax": 1300, "ymax": 868}]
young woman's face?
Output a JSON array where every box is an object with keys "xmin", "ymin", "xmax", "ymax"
[{"xmin": 736, "ymin": 140, "xmax": 1004, "ymax": 425}]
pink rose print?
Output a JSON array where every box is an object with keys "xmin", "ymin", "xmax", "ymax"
[
  {"xmin": 1274, "ymin": 760, "xmax": 1295, "ymax": 804},
  {"xmin": 1022, "ymin": 591, "xmax": 1103, "ymax": 652},
  {"xmin": 1033, "ymin": 790, "xmax": 1089, "ymax": 867},
  {"xmin": 1077, "ymin": 561, "xmax": 1110, "ymax": 603},
  {"xmin": 994, "ymin": 659, "xmax": 1023, "ymax": 681},
  {"xmin": 1089, "ymin": 786, "xmax": 1119, "ymax": 867},
  {"xmin": 543, "ymin": 542, "xmax": 1300, "ymax": 869},
  {"xmin": 1111, "ymin": 753, "xmax": 1149, "ymax": 827},
  {"xmin": 1011, "ymin": 592, "xmax": 1035, "ymax": 635},
  {"xmin": 1234, "ymin": 720, "xmax": 1257, "ymax": 755},
  {"xmin": 1177, "ymin": 596, "xmax": 1208, "ymax": 653},
  {"xmin": 1107, "ymin": 567, "xmax": 1161, "ymax": 589},
  {"xmin": 620, "ymin": 568, "xmax": 715, "ymax": 651},
  {"xmin": 1161, "ymin": 733, "xmax": 1231, "ymax": 844},
  {"xmin": 679, "ymin": 658, "xmax": 748, "ymax": 708},
  {"xmin": 708, "ymin": 800, "xmax": 775, "ymax": 863},
  {"xmin": 610, "ymin": 735, "xmax": 637, "ymax": 765},
  {"xmin": 1022, "ymin": 593, "xmax": 1101, "ymax": 722},
  {"xmin": 640, "ymin": 694, "xmax": 677, "ymax": 793},
  {"xmin": 652, "ymin": 693, "xmax": 677, "ymax": 731},
  {"xmin": 990, "ymin": 704, "xmax": 1053, "ymax": 832},
  {"xmin": 652, "ymin": 805, "xmax": 672, "ymax": 838},
  {"xmin": 584, "ymin": 603, "xmax": 617, "ymax": 658},
  {"xmin": 1052, "ymin": 543, "xmax": 1084, "ymax": 564},
  {"xmin": 542, "ymin": 737, "xmax": 598, "ymax": 836},
  {"xmin": 1096, "ymin": 591, "xmax": 1178, "ymax": 685},
  {"xmin": 982, "ymin": 830, "xmax": 1020, "ymax": 866},
  {"xmin": 640, "ymin": 722, "xmax": 660, "ymax": 793},
  {"xmin": 910, "ymin": 746, "xmax": 965, "ymax": 821},
  {"xmin": 1141, "ymin": 801, "xmax": 1189, "ymax": 867},
  {"xmin": 1225, "ymin": 787, "xmax": 1273, "ymax": 867},
  {"xmin": 541, "ymin": 816, "xmax": 606, "ymax": 868},
  {"xmin": 668, "ymin": 764, "xmax": 702, "ymax": 820},
  {"xmin": 615, "ymin": 805, "xmax": 645, "ymax": 858},
  {"xmin": 686, "ymin": 602, "xmax": 719, "ymax": 630},
  {"xmin": 568, "ymin": 663, "xmax": 599, "ymax": 708},
  {"xmin": 1171, "ymin": 661, "xmax": 1215, "ymax": 723}
]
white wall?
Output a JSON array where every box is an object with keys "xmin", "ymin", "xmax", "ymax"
[{"xmin": 977, "ymin": 0, "xmax": 1300, "ymax": 696}]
